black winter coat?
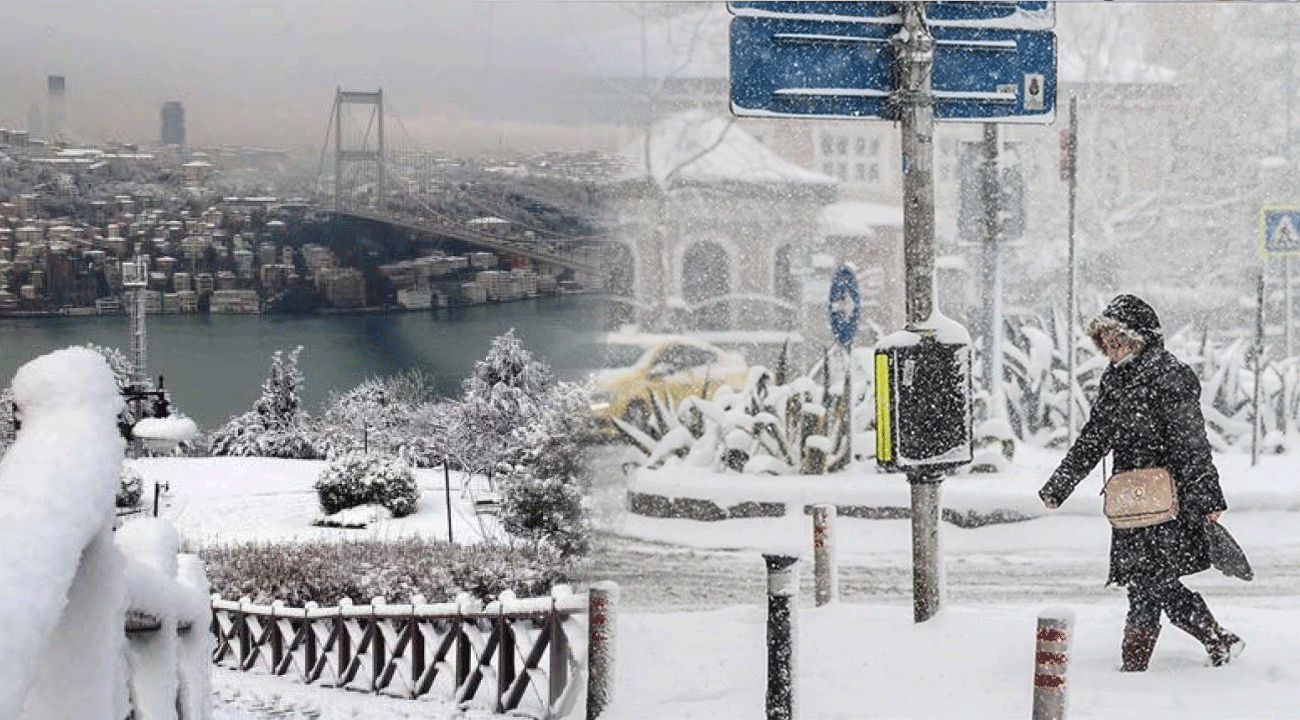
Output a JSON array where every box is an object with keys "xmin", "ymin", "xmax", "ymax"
[{"xmin": 1039, "ymin": 340, "xmax": 1228, "ymax": 586}]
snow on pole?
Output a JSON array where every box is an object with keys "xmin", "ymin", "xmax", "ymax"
[
  {"xmin": 811, "ymin": 504, "xmax": 838, "ymax": 606},
  {"xmin": 763, "ymin": 554, "xmax": 799, "ymax": 720},
  {"xmin": 1032, "ymin": 607, "xmax": 1074, "ymax": 720},
  {"xmin": 587, "ymin": 581, "xmax": 619, "ymax": 720}
]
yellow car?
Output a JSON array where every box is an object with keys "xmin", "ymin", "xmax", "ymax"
[{"xmin": 583, "ymin": 334, "xmax": 749, "ymax": 435}]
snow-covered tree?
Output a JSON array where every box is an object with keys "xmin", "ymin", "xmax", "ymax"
[
  {"xmin": 498, "ymin": 380, "xmax": 595, "ymax": 558},
  {"xmin": 312, "ymin": 370, "xmax": 448, "ymax": 466},
  {"xmin": 209, "ymin": 346, "xmax": 317, "ymax": 459},
  {"xmin": 456, "ymin": 330, "xmax": 555, "ymax": 481}
]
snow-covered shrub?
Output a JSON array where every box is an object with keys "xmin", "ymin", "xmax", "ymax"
[
  {"xmin": 0, "ymin": 386, "xmax": 14, "ymax": 456},
  {"xmin": 627, "ymin": 346, "xmax": 871, "ymax": 475},
  {"xmin": 209, "ymin": 346, "xmax": 318, "ymax": 459},
  {"xmin": 314, "ymin": 451, "xmax": 420, "ymax": 518},
  {"xmin": 200, "ymin": 537, "xmax": 569, "ymax": 606},
  {"xmin": 116, "ymin": 465, "xmax": 144, "ymax": 508},
  {"xmin": 312, "ymin": 370, "xmax": 451, "ymax": 467},
  {"xmin": 455, "ymin": 329, "xmax": 556, "ymax": 480},
  {"xmin": 498, "ymin": 381, "xmax": 594, "ymax": 557}
]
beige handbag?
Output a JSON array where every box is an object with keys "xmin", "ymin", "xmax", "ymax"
[{"xmin": 1101, "ymin": 468, "xmax": 1179, "ymax": 529}]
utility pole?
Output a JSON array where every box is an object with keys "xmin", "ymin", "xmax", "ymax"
[
  {"xmin": 1064, "ymin": 96, "xmax": 1079, "ymax": 444},
  {"xmin": 979, "ymin": 123, "xmax": 1003, "ymax": 422},
  {"xmin": 895, "ymin": 2, "xmax": 943, "ymax": 624}
]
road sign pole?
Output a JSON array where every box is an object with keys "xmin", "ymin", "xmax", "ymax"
[
  {"xmin": 979, "ymin": 123, "xmax": 1003, "ymax": 421},
  {"xmin": 1065, "ymin": 95, "xmax": 1078, "ymax": 444},
  {"xmin": 895, "ymin": 2, "xmax": 943, "ymax": 624}
]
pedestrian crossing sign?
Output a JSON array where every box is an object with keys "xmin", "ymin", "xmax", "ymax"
[{"xmin": 1262, "ymin": 206, "xmax": 1300, "ymax": 256}]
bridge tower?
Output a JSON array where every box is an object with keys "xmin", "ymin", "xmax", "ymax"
[{"xmin": 330, "ymin": 88, "xmax": 386, "ymax": 213}]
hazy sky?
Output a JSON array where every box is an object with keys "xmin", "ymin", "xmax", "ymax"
[{"xmin": 0, "ymin": 0, "xmax": 640, "ymax": 154}]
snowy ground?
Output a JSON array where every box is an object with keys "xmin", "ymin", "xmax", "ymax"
[
  {"xmin": 121, "ymin": 456, "xmax": 514, "ymax": 720},
  {"xmin": 595, "ymin": 444, "xmax": 1300, "ymax": 720},
  {"xmin": 129, "ymin": 456, "xmax": 504, "ymax": 547}
]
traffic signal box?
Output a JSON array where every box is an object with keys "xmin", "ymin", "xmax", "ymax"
[{"xmin": 875, "ymin": 331, "xmax": 973, "ymax": 474}]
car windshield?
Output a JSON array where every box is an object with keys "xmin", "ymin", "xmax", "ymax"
[{"xmin": 566, "ymin": 342, "xmax": 649, "ymax": 370}]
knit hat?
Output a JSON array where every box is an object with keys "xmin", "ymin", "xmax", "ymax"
[{"xmin": 1086, "ymin": 294, "xmax": 1161, "ymax": 351}]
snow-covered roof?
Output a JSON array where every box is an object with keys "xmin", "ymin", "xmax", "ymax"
[
  {"xmin": 616, "ymin": 110, "xmax": 836, "ymax": 188},
  {"xmin": 819, "ymin": 200, "xmax": 904, "ymax": 234}
]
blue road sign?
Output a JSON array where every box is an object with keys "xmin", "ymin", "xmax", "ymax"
[
  {"xmin": 829, "ymin": 263, "xmax": 861, "ymax": 347},
  {"xmin": 730, "ymin": 16, "xmax": 1056, "ymax": 122},
  {"xmin": 728, "ymin": 2, "xmax": 1055, "ymax": 30},
  {"xmin": 1261, "ymin": 206, "xmax": 1300, "ymax": 256}
]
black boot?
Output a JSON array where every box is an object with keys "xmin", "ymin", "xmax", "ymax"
[
  {"xmin": 1121, "ymin": 623, "xmax": 1161, "ymax": 672},
  {"xmin": 1167, "ymin": 590, "xmax": 1244, "ymax": 666}
]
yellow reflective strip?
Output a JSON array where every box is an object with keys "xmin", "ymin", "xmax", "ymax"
[{"xmin": 875, "ymin": 353, "xmax": 892, "ymax": 463}]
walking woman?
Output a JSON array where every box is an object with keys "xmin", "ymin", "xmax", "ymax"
[{"xmin": 1038, "ymin": 294, "xmax": 1245, "ymax": 671}]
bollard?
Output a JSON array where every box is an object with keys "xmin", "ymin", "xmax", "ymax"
[
  {"xmin": 763, "ymin": 554, "xmax": 799, "ymax": 720},
  {"xmin": 587, "ymin": 581, "xmax": 619, "ymax": 720},
  {"xmin": 811, "ymin": 504, "xmax": 838, "ymax": 606},
  {"xmin": 1032, "ymin": 608, "xmax": 1074, "ymax": 720}
]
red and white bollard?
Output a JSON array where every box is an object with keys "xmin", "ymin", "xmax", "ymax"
[
  {"xmin": 812, "ymin": 504, "xmax": 838, "ymax": 606},
  {"xmin": 1032, "ymin": 608, "xmax": 1074, "ymax": 720}
]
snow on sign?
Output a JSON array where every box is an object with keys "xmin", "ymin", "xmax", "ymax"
[
  {"xmin": 729, "ymin": 15, "xmax": 1057, "ymax": 123},
  {"xmin": 1261, "ymin": 206, "xmax": 1300, "ymax": 256},
  {"xmin": 727, "ymin": 1, "xmax": 1055, "ymax": 31}
]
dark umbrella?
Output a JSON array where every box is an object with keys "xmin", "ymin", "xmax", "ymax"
[{"xmin": 1206, "ymin": 520, "xmax": 1253, "ymax": 581}]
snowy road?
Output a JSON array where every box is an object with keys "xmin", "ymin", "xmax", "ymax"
[{"xmin": 588, "ymin": 530, "xmax": 1300, "ymax": 610}]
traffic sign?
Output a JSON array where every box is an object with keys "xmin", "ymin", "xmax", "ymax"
[
  {"xmin": 730, "ymin": 16, "xmax": 1057, "ymax": 123},
  {"xmin": 728, "ymin": 2, "xmax": 1055, "ymax": 30},
  {"xmin": 829, "ymin": 263, "xmax": 861, "ymax": 347},
  {"xmin": 1261, "ymin": 206, "xmax": 1300, "ymax": 256}
]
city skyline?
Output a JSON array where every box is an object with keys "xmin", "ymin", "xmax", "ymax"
[{"xmin": 0, "ymin": 0, "xmax": 643, "ymax": 155}]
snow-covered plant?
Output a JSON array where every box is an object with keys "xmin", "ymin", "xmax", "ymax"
[
  {"xmin": 628, "ymin": 348, "xmax": 872, "ymax": 476},
  {"xmin": 314, "ymin": 451, "xmax": 421, "ymax": 518},
  {"xmin": 116, "ymin": 465, "xmax": 144, "ymax": 508},
  {"xmin": 200, "ymin": 537, "xmax": 569, "ymax": 606},
  {"xmin": 498, "ymin": 381, "xmax": 594, "ymax": 558},
  {"xmin": 456, "ymin": 330, "xmax": 555, "ymax": 481},
  {"xmin": 209, "ymin": 346, "xmax": 317, "ymax": 459},
  {"xmin": 312, "ymin": 370, "xmax": 449, "ymax": 466},
  {"xmin": 0, "ymin": 386, "xmax": 14, "ymax": 456}
]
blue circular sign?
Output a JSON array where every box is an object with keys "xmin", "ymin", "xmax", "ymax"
[{"xmin": 828, "ymin": 263, "xmax": 861, "ymax": 347}]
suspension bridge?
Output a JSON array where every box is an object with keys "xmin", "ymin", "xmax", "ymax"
[{"xmin": 311, "ymin": 88, "xmax": 608, "ymax": 282}]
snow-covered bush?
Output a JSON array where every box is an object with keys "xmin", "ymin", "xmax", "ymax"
[
  {"xmin": 456, "ymin": 329, "xmax": 556, "ymax": 481},
  {"xmin": 116, "ymin": 465, "xmax": 144, "ymax": 509},
  {"xmin": 312, "ymin": 370, "xmax": 451, "ymax": 466},
  {"xmin": 626, "ymin": 346, "xmax": 872, "ymax": 476},
  {"xmin": 314, "ymin": 451, "xmax": 420, "ymax": 518},
  {"xmin": 209, "ymin": 346, "xmax": 318, "ymax": 459},
  {"xmin": 498, "ymin": 381, "xmax": 594, "ymax": 557},
  {"xmin": 200, "ymin": 537, "xmax": 569, "ymax": 606},
  {"xmin": 0, "ymin": 386, "xmax": 14, "ymax": 456}
]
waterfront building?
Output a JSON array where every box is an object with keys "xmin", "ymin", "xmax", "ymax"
[
  {"xmin": 461, "ymin": 282, "xmax": 488, "ymax": 305},
  {"xmin": 316, "ymin": 267, "xmax": 365, "ymax": 308},
  {"xmin": 173, "ymin": 272, "xmax": 191, "ymax": 292},
  {"xmin": 194, "ymin": 273, "xmax": 214, "ymax": 295},
  {"xmin": 209, "ymin": 289, "xmax": 259, "ymax": 314}
]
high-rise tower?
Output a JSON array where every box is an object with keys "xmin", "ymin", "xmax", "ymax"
[
  {"xmin": 45, "ymin": 76, "xmax": 65, "ymax": 142},
  {"xmin": 160, "ymin": 101, "xmax": 185, "ymax": 146}
]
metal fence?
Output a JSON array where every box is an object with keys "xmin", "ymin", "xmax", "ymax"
[{"xmin": 210, "ymin": 590, "xmax": 587, "ymax": 719}]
